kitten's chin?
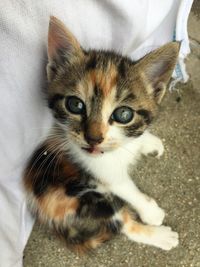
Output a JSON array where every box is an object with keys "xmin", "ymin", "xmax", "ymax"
[
  {"xmin": 70, "ymin": 141, "xmax": 119, "ymax": 156},
  {"xmin": 81, "ymin": 146, "xmax": 104, "ymax": 155}
]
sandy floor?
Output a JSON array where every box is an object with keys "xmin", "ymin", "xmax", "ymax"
[{"xmin": 24, "ymin": 3, "xmax": 200, "ymax": 267}]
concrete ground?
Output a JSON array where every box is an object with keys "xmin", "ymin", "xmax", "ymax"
[{"xmin": 24, "ymin": 3, "xmax": 200, "ymax": 267}]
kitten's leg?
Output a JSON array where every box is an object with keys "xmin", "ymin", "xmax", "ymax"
[
  {"xmin": 116, "ymin": 208, "xmax": 178, "ymax": 250},
  {"xmin": 140, "ymin": 131, "xmax": 164, "ymax": 158},
  {"xmin": 26, "ymin": 185, "xmax": 116, "ymax": 253},
  {"xmin": 24, "ymin": 143, "xmax": 117, "ymax": 253},
  {"xmin": 111, "ymin": 179, "xmax": 165, "ymax": 226}
]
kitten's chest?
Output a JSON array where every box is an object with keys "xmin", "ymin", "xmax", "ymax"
[{"xmin": 82, "ymin": 143, "xmax": 141, "ymax": 185}]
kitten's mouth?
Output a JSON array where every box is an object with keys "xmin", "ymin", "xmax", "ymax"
[{"xmin": 81, "ymin": 146, "xmax": 104, "ymax": 155}]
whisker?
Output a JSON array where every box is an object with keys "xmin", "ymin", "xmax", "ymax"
[
  {"xmin": 32, "ymin": 141, "xmax": 63, "ymax": 171},
  {"xmin": 39, "ymin": 147, "xmax": 63, "ymax": 192},
  {"xmin": 26, "ymin": 139, "xmax": 64, "ymax": 181},
  {"xmin": 38, "ymin": 139, "xmax": 71, "ymax": 192},
  {"xmin": 52, "ymin": 139, "xmax": 71, "ymax": 182},
  {"xmin": 52, "ymin": 150, "xmax": 63, "ymax": 183},
  {"xmin": 32, "ymin": 138, "xmax": 71, "ymax": 182}
]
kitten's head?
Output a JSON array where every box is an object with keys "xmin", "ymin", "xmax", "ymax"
[{"xmin": 46, "ymin": 16, "xmax": 180, "ymax": 155}]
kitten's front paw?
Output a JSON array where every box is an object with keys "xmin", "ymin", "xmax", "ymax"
[
  {"xmin": 140, "ymin": 199, "xmax": 165, "ymax": 226},
  {"xmin": 142, "ymin": 136, "xmax": 164, "ymax": 158},
  {"xmin": 149, "ymin": 226, "xmax": 179, "ymax": 250}
]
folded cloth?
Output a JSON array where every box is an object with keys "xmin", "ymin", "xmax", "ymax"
[{"xmin": 0, "ymin": 0, "xmax": 193, "ymax": 266}]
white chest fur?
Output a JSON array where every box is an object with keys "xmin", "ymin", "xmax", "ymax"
[
  {"xmin": 68, "ymin": 136, "xmax": 143, "ymax": 186},
  {"xmin": 67, "ymin": 131, "xmax": 166, "ymax": 227}
]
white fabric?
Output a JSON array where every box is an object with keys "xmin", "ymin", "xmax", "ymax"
[{"xmin": 0, "ymin": 1, "xmax": 193, "ymax": 266}]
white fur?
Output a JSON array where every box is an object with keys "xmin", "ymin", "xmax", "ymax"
[
  {"xmin": 67, "ymin": 130, "xmax": 165, "ymax": 226},
  {"xmin": 113, "ymin": 211, "xmax": 178, "ymax": 250},
  {"xmin": 122, "ymin": 224, "xmax": 179, "ymax": 251},
  {"xmin": 140, "ymin": 131, "xmax": 164, "ymax": 158}
]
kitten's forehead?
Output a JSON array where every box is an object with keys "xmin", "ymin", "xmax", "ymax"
[
  {"xmin": 81, "ymin": 54, "xmax": 134, "ymax": 104},
  {"xmin": 82, "ymin": 58, "xmax": 120, "ymax": 120},
  {"xmin": 89, "ymin": 63, "xmax": 117, "ymax": 96}
]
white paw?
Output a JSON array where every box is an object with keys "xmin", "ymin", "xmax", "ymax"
[
  {"xmin": 154, "ymin": 138, "xmax": 164, "ymax": 158},
  {"xmin": 142, "ymin": 136, "xmax": 164, "ymax": 158},
  {"xmin": 139, "ymin": 199, "xmax": 165, "ymax": 226},
  {"xmin": 149, "ymin": 226, "xmax": 179, "ymax": 250}
]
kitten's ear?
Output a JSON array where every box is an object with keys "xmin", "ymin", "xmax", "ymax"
[
  {"xmin": 47, "ymin": 16, "xmax": 84, "ymax": 80},
  {"xmin": 136, "ymin": 42, "xmax": 180, "ymax": 104}
]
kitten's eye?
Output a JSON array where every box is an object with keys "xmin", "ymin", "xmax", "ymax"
[
  {"xmin": 111, "ymin": 106, "xmax": 134, "ymax": 124},
  {"xmin": 66, "ymin": 96, "xmax": 85, "ymax": 115}
]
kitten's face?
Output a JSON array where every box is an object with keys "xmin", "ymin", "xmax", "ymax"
[{"xmin": 47, "ymin": 17, "xmax": 180, "ymax": 155}]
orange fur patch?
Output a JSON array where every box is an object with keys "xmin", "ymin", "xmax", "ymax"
[
  {"xmin": 90, "ymin": 65, "xmax": 117, "ymax": 97},
  {"xmin": 121, "ymin": 208, "xmax": 152, "ymax": 235},
  {"xmin": 61, "ymin": 161, "xmax": 79, "ymax": 178},
  {"xmin": 72, "ymin": 228, "xmax": 111, "ymax": 254},
  {"xmin": 38, "ymin": 187, "xmax": 79, "ymax": 221}
]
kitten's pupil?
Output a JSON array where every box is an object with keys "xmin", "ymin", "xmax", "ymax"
[
  {"xmin": 112, "ymin": 107, "xmax": 134, "ymax": 124},
  {"xmin": 66, "ymin": 96, "xmax": 85, "ymax": 115}
]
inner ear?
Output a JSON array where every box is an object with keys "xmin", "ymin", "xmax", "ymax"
[
  {"xmin": 47, "ymin": 16, "xmax": 84, "ymax": 81},
  {"xmin": 136, "ymin": 42, "xmax": 180, "ymax": 104},
  {"xmin": 153, "ymin": 82, "xmax": 166, "ymax": 104}
]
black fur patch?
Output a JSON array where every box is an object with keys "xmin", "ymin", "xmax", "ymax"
[
  {"xmin": 65, "ymin": 178, "xmax": 95, "ymax": 196},
  {"xmin": 137, "ymin": 109, "xmax": 153, "ymax": 125},
  {"xmin": 77, "ymin": 191, "xmax": 124, "ymax": 219},
  {"xmin": 93, "ymin": 84, "xmax": 102, "ymax": 98},
  {"xmin": 125, "ymin": 121, "xmax": 144, "ymax": 137},
  {"xmin": 122, "ymin": 93, "xmax": 136, "ymax": 103},
  {"xmin": 118, "ymin": 59, "xmax": 126, "ymax": 78},
  {"xmin": 93, "ymin": 201, "xmax": 115, "ymax": 218},
  {"xmin": 78, "ymin": 192, "xmax": 110, "ymax": 218},
  {"xmin": 86, "ymin": 55, "xmax": 97, "ymax": 70},
  {"xmin": 90, "ymin": 85, "xmax": 103, "ymax": 117},
  {"xmin": 106, "ymin": 220, "xmax": 122, "ymax": 234},
  {"xmin": 28, "ymin": 144, "xmax": 49, "ymax": 170},
  {"xmin": 65, "ymin": 181, "xmax": 86, "ymax": 196},
  {"xmin": 33, "ymin": 173, "xmax": 51, "ymax": 196},
  {"xmin": 32, "ymin": 150, "xmax": 62, "ymax": 196},
  {"xmin": 48, "ymin": 94, "xmax": 64, "ymax": 109}
]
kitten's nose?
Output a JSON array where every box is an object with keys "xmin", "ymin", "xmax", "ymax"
[{"xmin": 85, "ymin": 134, "xmax": 104, "ymax": 146}]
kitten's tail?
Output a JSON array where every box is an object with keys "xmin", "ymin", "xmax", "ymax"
[
  {"xmin": 69, "ymin": 227, "xmax": 111, "ymax": 254},
  {"xmin": 55, "ymin": 224, "xmax": 113, "ymax": 254}
]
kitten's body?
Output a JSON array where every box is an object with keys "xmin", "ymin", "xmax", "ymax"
[{"xmin": 24, "ymin": 17, "xmax": 180, "ymax": 253}]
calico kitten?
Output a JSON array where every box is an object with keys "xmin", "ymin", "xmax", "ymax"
[{"xmin": 24, "ymin": 16, "xmax": 180, "ymax": 253}]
